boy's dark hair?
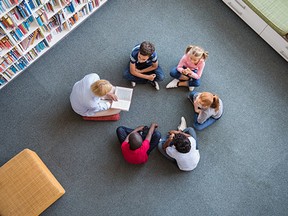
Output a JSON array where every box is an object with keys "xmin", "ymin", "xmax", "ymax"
[
  {"xmin": 173, "ymin": 133, "xmax": 191, "ymax": 153},
  {"xmin": 129, "ymin": 132, "xmax": 143, "ymax": 150},
  {"xmin": 139, "ymin": 41, "xmax": 155, "ymax": 56}
]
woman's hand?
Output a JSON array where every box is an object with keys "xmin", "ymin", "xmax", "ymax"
[{"xmin": 106, "ymin": 93, "xmax": 118, "ymax": 101}]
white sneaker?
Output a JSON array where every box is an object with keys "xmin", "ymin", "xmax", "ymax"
[
  {"xmin": 166, "ymin": 79, "xmax": 179, "ymax": 89},
  {"xmin": 178, "ymin": 116, "xmax": 187, "ymax": 131},
  {"xmin": 131, "ymin": 81, "xmax": 136, "ymax": 87},
  {"xmin": 153, "ymin": 81, "xmax": 160, "ymax": 90},
  {"xmin": 189, "ymin": 86, "xmax": 195, "ymax": 91}
]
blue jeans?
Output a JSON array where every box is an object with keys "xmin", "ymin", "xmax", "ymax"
[
  {"xmin": 123, "ymin": 64, "xmax": 165, "ymax": 84},
  {"xmin": 170, "ymin": 67, "xmax": 200, "ymax": 87},
  {"xmin": 116, "ymin": 126, "xmax": 161, "ymax": 154},
  {"xmin": 158, "ymin": 127, "xmax": 198, "ymax": 162},
  {"xmin": 188, "ymin": 91, "xmax": 222, "ymax": 131}
]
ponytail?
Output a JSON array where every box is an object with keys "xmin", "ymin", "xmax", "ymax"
[
  {"xmin": 199, "ymin": 92, "xmax": 220, "ymax": 111},
  {"xmin": 211, "ymin": 95, "xmax": 220, "ymax": 112},
  {"xmin": 185, "ymin": 45, "xmax": 194, "ymax": 54},
  {"xmin": 185, "ymin": 45, "xmax": 209, "ymax": 60}
]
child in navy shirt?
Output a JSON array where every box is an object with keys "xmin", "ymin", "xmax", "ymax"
[{"xmin": 123, "ymin": 41, "xmax": 165, "ymax": 90}]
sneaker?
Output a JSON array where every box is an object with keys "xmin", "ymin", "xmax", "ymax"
[
  {"xmin": 178, "ymin": 116, "xmax": 187, "ymax": 131},
  {"xmin": 149, "ymin": 81, "xmax": 160, "ymax": 90},
  {"xmin": 166, "ymin": 79, "xmax": 179, "ymax": 89},
  {"xmin": 131, "ymin": 81, "xmax": 136, "ymax": 87},
  {"xmin": 153, "ymin": 81, "xmax": 160, "ymax": 90},
  {"xmin": 189, "ymin": 86, "xmax": 195, "ymax": 91}
]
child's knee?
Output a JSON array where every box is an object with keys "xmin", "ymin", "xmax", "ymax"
[{"xmin": 154, "ymin": 131, "xmax": 162, "ymax": 139}]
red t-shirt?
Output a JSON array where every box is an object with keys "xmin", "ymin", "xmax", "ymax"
[{"xmin": 121, "ymin": 140, "xmax": 150, "ymax": 164}]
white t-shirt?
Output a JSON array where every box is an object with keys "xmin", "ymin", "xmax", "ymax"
[
  {"xmin": 166, "ymin": 137, "xmax": 200, "ymax": 171},
  {"xmin": 70, "ymin": 73, "xmax": 110, "ymax": 116}
]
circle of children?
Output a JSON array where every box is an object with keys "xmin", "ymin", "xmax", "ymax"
[{"xmin": 70, "ymin": 41, "xmax": 223, "ymax": 171}]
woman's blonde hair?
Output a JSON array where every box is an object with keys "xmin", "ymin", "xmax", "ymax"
[
  {"xmin": 198, "ymin": 92, "xmax": 220, "ymax": 111},
  {"xmin": 90, "ymin": 79, "xmax": 112, "ymax": 97},
  {"xmin": 185, "ymin": 45, "xmax": 208, "ymax": 60}
]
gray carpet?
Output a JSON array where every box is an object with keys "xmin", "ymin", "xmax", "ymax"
[{"xmin": 1, "ymin": 0, "xmax": 288, "ymax": 215}]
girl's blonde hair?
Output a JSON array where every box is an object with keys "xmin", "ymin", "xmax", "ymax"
[
  {"xmin": 90, "ymin": 79, "xmax": 112, "ymax": 97},
  {"xmin": 199, "ymin": 92, "xmax": 220, "ymax": 111},
  {"xmin": 185, "ymin": 45, "xmax": 208, "ymax": 60}
]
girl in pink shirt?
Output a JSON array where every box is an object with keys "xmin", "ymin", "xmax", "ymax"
[{"xmin": 166, "ymin": 45, "xmax": 208, "ymax": 91}]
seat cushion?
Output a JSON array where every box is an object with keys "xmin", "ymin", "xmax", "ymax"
[
  {"xmin": 243, "ymin": 0, "xmax": 288, "ymax": 36},
  {"xmin": 82, "ymin": 113, "xmax": 120, "ymax": 121},
  {"xmin": 0, "ymin": 149, "xmax": 65, "ymax": 216}
]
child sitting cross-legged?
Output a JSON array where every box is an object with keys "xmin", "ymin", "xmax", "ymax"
[
  {"xmin": 188, "ymin": 91, "xmax": 223, "ymax": 131},
  {"xmin": 116, "ymin": 123, "xmax": 161, "ymax": 164},
  {"xmin": 123, "ymin": 41, "xmax": 165, "ymax": 90},
  {"xmin": 166, "ymin": 45, "xmax": 208, "ymax": 91},
  {"xmin": 158, "ymin": 117, "xmax": 200, "ymax": 171}
]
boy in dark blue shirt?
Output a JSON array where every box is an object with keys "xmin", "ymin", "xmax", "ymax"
[{"xmin": 123, "ymin": 41, "xmax": 165, "ymax": 90}]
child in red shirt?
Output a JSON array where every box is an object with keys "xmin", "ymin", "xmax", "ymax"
[{"xmin": 116, "ymin": 123, "xmax": 161, "ymax": 164}]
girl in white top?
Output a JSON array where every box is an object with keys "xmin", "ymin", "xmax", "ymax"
[{"xmin": 188, "ymin": 91, "xmax": 223, "ymax": 131}]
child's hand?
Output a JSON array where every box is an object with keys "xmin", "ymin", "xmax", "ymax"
[
  {"xmin": 148, "ymin": 74, "xmax": 156, "ymax": 81},
  {"xmin": 185, "ymin": 68, "xmax": 193, "ymax": 77},
  {"xmin": 169, "ymin": 130, "xmax": 176, "ymax": 134},
  {"xmin": 151, "ymin": 123, "xmax": 158, "ymax": 129},
  {"xmin": 168, "ymin": 133, "xmax": 175, "ymax": 140},
  {"xmin": 136, "ymin": 126, "xmax": 145, "ymax": 131}
]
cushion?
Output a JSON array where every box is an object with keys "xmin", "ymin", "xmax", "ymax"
[
  {"xmin": 82, "ymin": 113, "xmax": 120, "ymax": 121},
  {"xmin": 243, "ymin": 0, "xmax": 288, "ymax": 36},
  {"xmin": 0, "ymin": 149, "xmax": 65, "ymax": 216}
]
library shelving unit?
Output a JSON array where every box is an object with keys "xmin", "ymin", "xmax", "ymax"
[{"xmin": 0, "ymin": 0, "xmax": 107, "ymax": 89}]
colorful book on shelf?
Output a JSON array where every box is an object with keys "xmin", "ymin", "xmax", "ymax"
[
  {"xmin": 39, "ymin": 10, "xmax": 49, "ymax": 23},
  {"xmin": 23, "ymin": 20, "xmax": 31, "ymax": 31},
  {"xmin": 73, "ymin": 13, "xmax": 78, "ymax": 21},
  {"xmin": 0, "ymin": 40, "xmax": 5, "ymax": 50},
  {"xmin": 5, "ymin": 70, "xmax": 15, "ymax": 78},
  {"xmin": 88, "ymin": 1, "xmax": 92, "ymax": 12},
  {"xmin": 0, "ymin": 26, "xmax": 5, "ymax": 35},
  {"xmin": 11, "ymin": 0, "xmax": 19, "ymax": 5},
  {"xmin": 0, "ymin": 1, "xmax": 6, "ymax": 13},
  {"xmin": 22, "ymin": 1, "xmax": 32, "ymax": 14},
  {"xmin": 20, "ymin": 35, "xmax": 32, "ymax": 50},
  {"xmin": 36, "ymin": 16, "xmax": 44, "ymax": 26},
  {"xmin": 69, "ymin": 2, "xmax": 75, "ymax": 13},
  {"xmin": 16, "ymin": 5, "xmax": 27, "ymax": 18},
  {"xmin": 10, "ymin": 9, "xmax": 20, "ymax": 20},
  {"xmin": 18, "ymin": 24, "xmax": 28, "ymax": 34},
  {"xmin": 1, "ymin": 37, "xmax": 13, "ymax": 49},
  {"xmin": 95, "ymin": 0, "xmax": 99, "ymax": 7},
  {"xmin": 3, "ymin": 15, "xmax": 15, "ymax": 28},
  {"xmin": 4, "ymin": 54, "xmax": 13, "ymax": 64},
  {"xmin": 1, "ymin": 71, "xmax": 11, "ymax": 81},
  {"xmin": 15, "ymin": 27, "xmax": 25, "ymax": 37},
  {"xmin": 30, "ymin": 30, "xmax": 39, "ymax": 45},
  {"xmin": 0, "ymin": 75, "xmax": 8, "ymax": 85},
  {"xmin": 11, "ymin": 30, "xmax": 20, "ymax": 41},
  {"xmin": 2, "ymin": 0, "xmax": 12, "ymax": 8},
  {"xmin": 9, "ymin": 65, "xmax": 18, "ymax": 73},
  {"xmin": 27, "ymin": 0, "xmax": 35, "ymax": 9}
]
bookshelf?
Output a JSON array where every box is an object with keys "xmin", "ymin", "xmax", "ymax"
[{"xmin": 0, "ymin": 0, "xmax": 107, "ymax": 89}]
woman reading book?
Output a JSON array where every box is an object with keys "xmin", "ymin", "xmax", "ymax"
[{"xmin": 70, "ymin": 73, "xmax": 121, "ymax": 118}]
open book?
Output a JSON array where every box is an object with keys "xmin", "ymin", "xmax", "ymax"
[{"xmin": 111, "ymin": 86, "xmax": 133, "ymax": 111}]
